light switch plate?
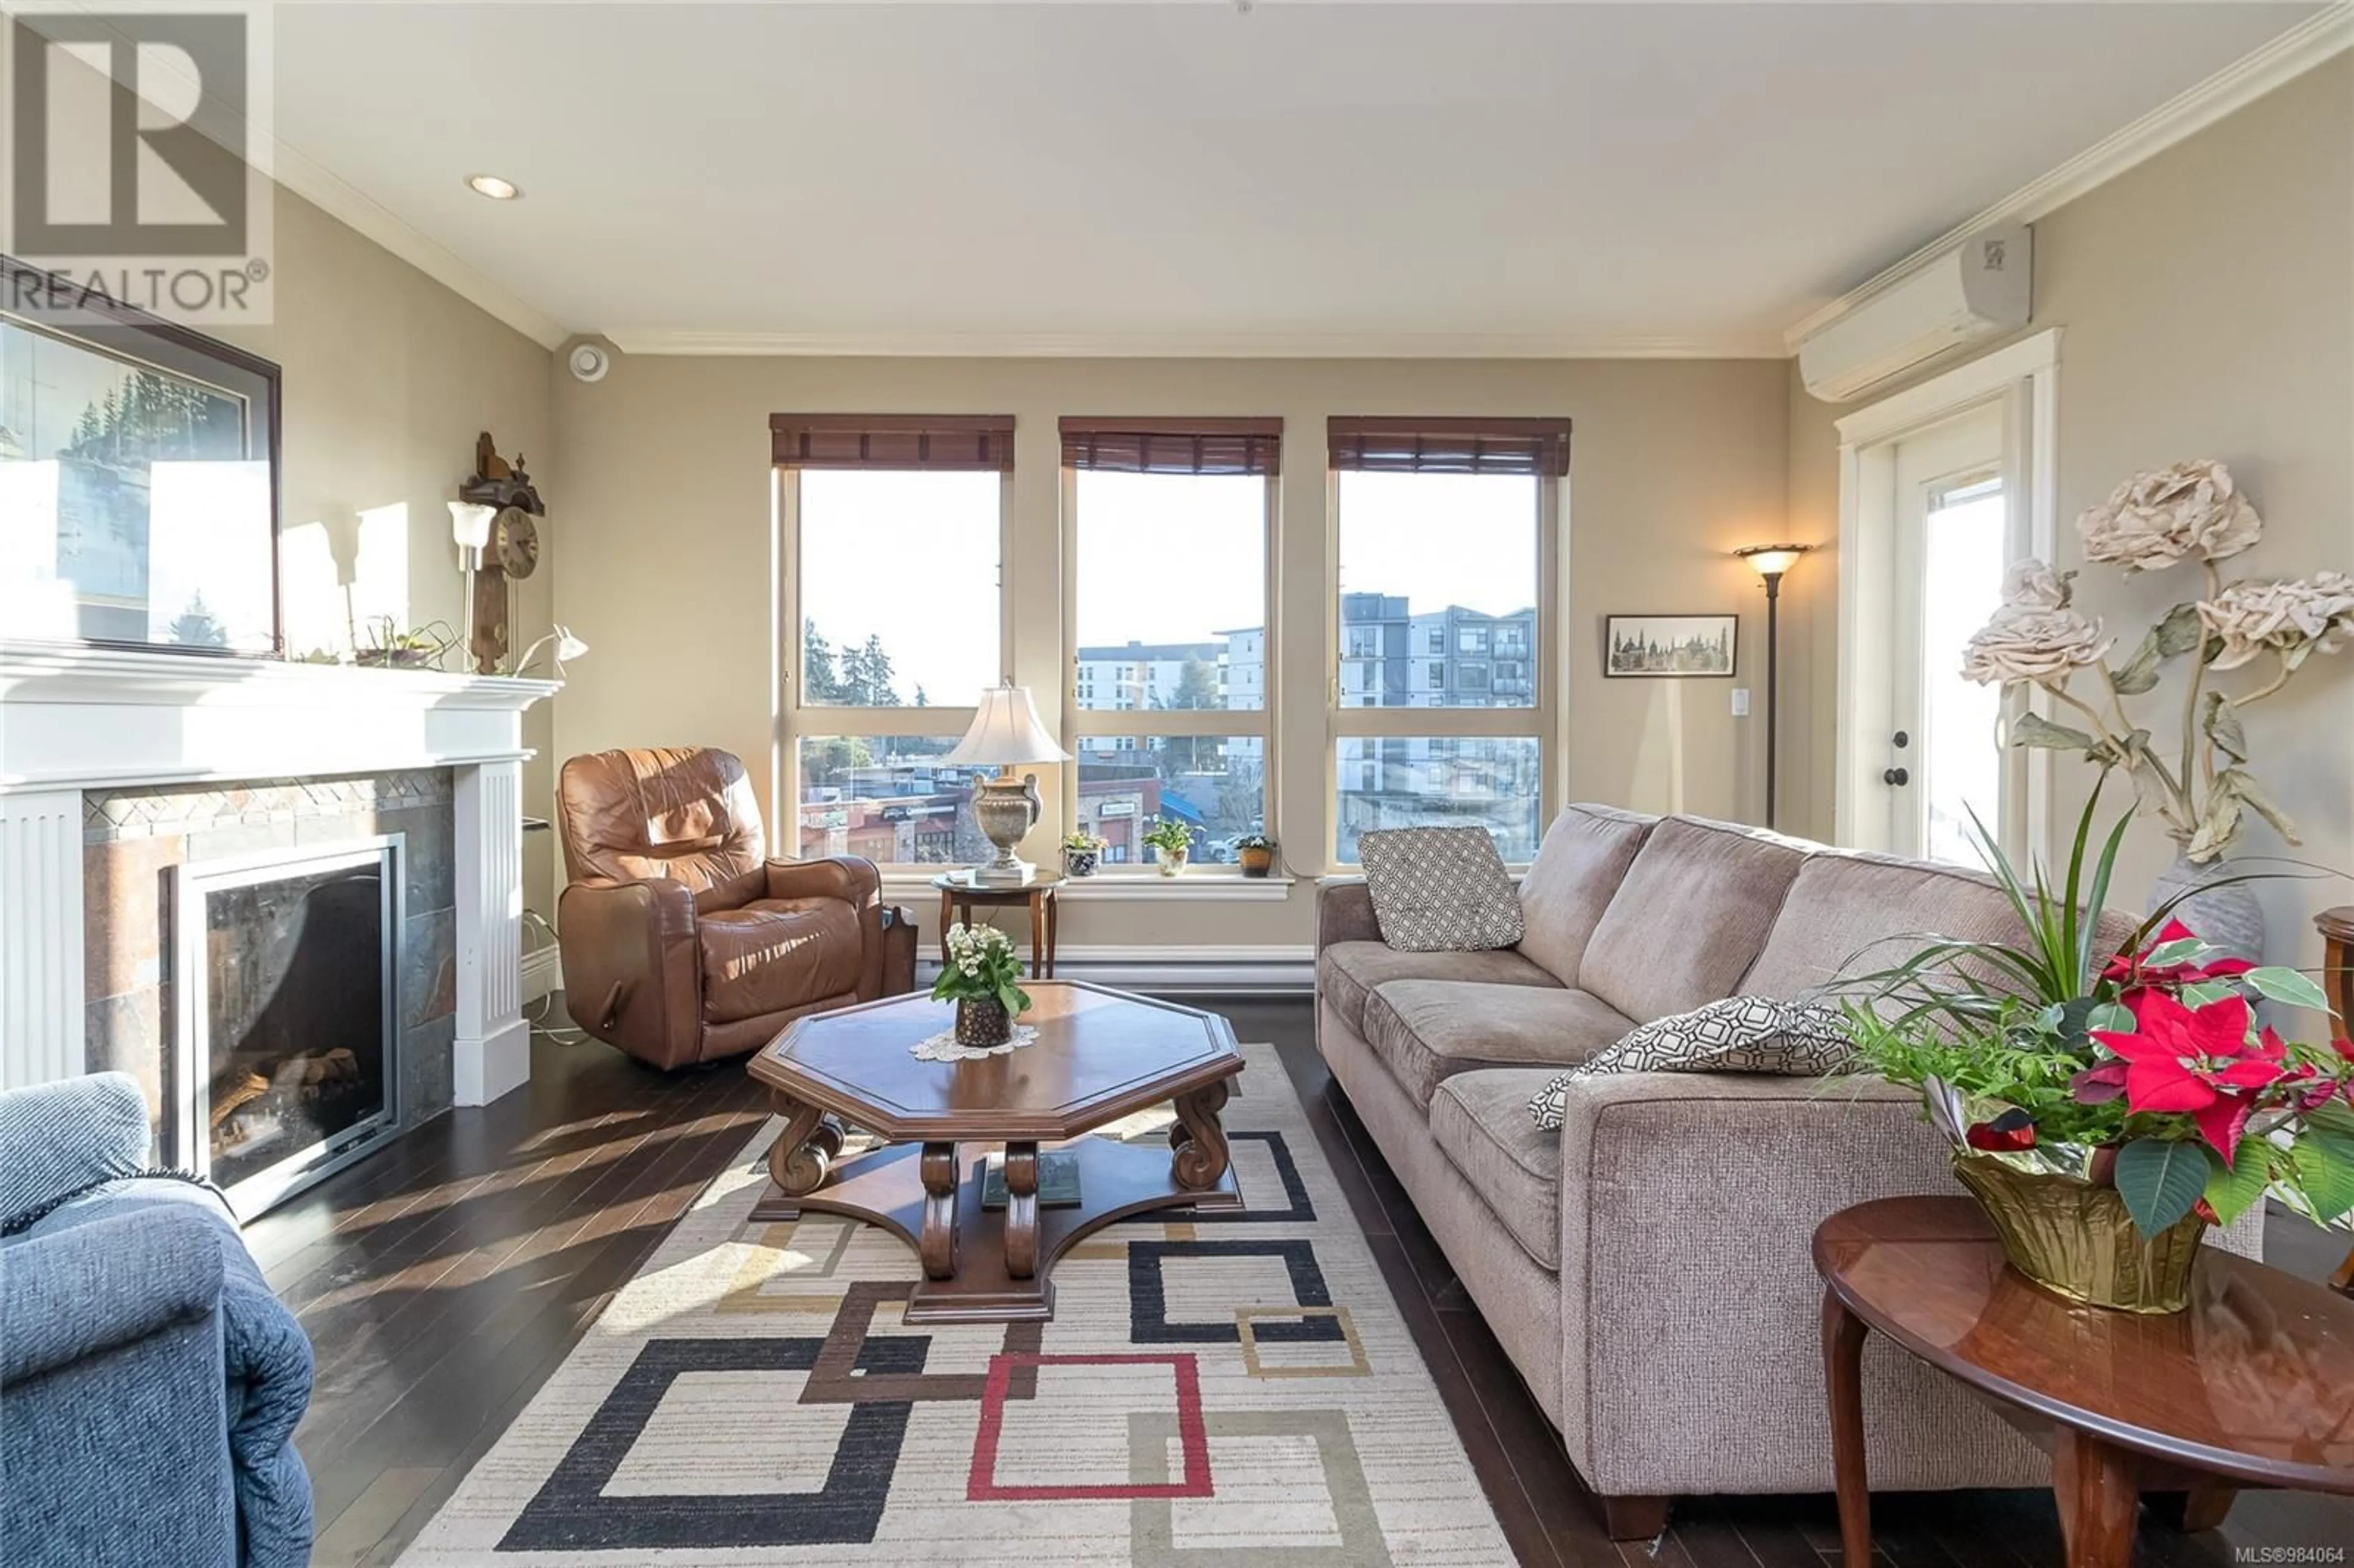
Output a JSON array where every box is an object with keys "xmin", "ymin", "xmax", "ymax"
[{"xmin": 1731, "ymin": 688, "xmax": 1751, "ymax": 717}]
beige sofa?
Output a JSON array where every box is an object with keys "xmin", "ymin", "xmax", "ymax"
[{"xmin": 1316, "ymin": 805, "xmax": 2244, "ymax": 1539}]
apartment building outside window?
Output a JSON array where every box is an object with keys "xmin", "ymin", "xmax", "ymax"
[
  {"xmin": 775, "ymin": 414, "xmax": 1013, "ymax": 868},
  {"xmin": 1328, "ymin": 417, "xmax": 1566, "ymax": 865},
  {"xmin": 1062, "ymin": 419, "xmax": 1278, "ymax": 869}
]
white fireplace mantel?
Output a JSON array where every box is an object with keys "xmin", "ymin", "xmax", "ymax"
[{"xmin": 0, "ymin": 641, "xmax": 560, "ymax": 1106}]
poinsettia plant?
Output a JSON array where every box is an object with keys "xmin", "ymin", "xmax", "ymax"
[{"xmin": 1845, "ymin": 788, "xmax": 2354, "ymax": 1238}]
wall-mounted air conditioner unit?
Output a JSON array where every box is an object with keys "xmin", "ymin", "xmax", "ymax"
[{"xmin": 1797, "ymin": 226, "xmax": 2032, "ymax": 403}]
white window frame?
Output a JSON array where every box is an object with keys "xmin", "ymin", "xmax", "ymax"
[
  {"xmin": 1325, "ymin": 471, "xmax": 1564, "ymax": 871},
  {"xmin": 774, "ymin": 465, "xmax": 1015, "ymax": 869},
  {"xmin": 1059, "ymin": 465, "xmax": 1280, "ymax": 880},
  {"xmin": 1834, "ymin": 327, "xmax": 2062, "ymax": 862}
]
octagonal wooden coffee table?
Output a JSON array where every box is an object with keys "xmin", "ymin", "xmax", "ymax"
[{"xmin": 746, "ymin": 980, "xmax": 1243, "ymax": 1323}]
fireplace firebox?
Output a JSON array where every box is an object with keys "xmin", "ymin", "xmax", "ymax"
[{"xmin": 173, "ymin": 837, "xmax": 403, "ymax": 1217}]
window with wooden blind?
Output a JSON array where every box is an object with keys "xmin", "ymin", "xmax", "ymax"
[
  {"xmin": 1061, "ymin": 418, "xmax": 1279, "ymax": 870},
  {"xmin": 776, "ymin": 415, "xmax": 1015, "ymax": 868},
  {"xmin": 1328, "ymin": 417, "xmax": 1566, "ymax": 866}
]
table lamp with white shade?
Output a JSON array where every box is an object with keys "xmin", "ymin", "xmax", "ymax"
[{"xmin": 943, "ymin": 685, "xmax": 1069, "ymax": 885}]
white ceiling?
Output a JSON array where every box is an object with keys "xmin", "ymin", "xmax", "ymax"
[{"xmin": 265, "ymin": 1, "xmax": 2322, "ymax": 353}]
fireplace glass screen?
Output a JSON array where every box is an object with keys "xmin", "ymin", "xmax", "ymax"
[{"xmin": 184, "ymin": 842, "xmax": 399, "ymax": 1210}]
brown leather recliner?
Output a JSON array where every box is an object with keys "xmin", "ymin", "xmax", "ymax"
[{"xmin": 556, "ymin": 746, "xmax": 915, "ymax": 1068}]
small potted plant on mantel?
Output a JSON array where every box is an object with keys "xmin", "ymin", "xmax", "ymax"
[
  {"xmin": 1846, "ymin": 788, "xmax": 2353, "ymax": 1314},
  {"xmin": 931, "ymin": 922, "xmax": 1031, "ymax": 1048},
  {"xmin": 1235, "ymin": 834, "xmax": 1277, "ymax": 879},
  {"xmin": 1061, "ymin": 830, "xmax": 1105, "ymax": 880},
  {"xmin": 1142, "ymin": 818, "xmax": 1194, "ymax": 878}
]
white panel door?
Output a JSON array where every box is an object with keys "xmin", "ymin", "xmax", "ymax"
[{"xmin": 1874, "ymin": 402, "xmax": 2017, "ymax": 865}]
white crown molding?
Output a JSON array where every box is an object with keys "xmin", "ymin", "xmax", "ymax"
[
  {"xmin": 267, "ymin": 135, "xmax": 572, "ymax": 351},
  {"xmin": 602, "ymin": 329, "xmax": 1792, "ymax": 360},
  {"xmin": 1785, "ymin": 3, "xmax": 2354, "ymax": 352}
]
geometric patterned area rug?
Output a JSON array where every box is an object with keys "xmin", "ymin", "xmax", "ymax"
[{"xmin": 397, "ymin": 1043, "xmax": 1512, "ymax": 1565}]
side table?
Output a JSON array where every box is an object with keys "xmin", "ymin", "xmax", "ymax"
[
  {"xmin": 1815, "ymin": 1197, "xmax": 2354, "ymax": 1567},
  {"xmin": 931, "ymin": 872, "xmax": 1062, "ymax": 979}
]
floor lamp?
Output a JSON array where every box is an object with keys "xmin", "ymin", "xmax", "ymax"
[{"xmin": 1734, "ymin": 543, "xmax": 1813, "ymax": 830}]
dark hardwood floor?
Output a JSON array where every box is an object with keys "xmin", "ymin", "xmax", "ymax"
[{"xmin": 259, "ymin": 995, "xmax": 2354, "ymax": 1567}]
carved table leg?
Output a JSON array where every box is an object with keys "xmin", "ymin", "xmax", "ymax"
[
  {"xmin": 2052, "ymin": 1428, "xmax": 2141, "ymax": 1568},
  {"xmin": 1821, "ymin": 1288, "xmax": 1872, "ymax": 1568},
  {"xmin": 766, "ymin": 1095, "xmax": 836, "ymax": 1197},
  {"xmin": 1170, "ymin": 1079, "xmax": 1232, "ymax": 1192},
  {"xmin": 1003, "ymin": 1142, "xmax": 1040, "ymax": 1279},
  {"xmin": 2147, "ymin": 1480, "xmax": 2236, "ymax": 1534},
  {"xmin": 919, "ymin": 1141, "xmax": 958, "ymax": 1281}
]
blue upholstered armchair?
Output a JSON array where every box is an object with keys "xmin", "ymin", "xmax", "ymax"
[{"xmin": 0, "ymin": 1073, "xmax": 314, "ymax": 1567}]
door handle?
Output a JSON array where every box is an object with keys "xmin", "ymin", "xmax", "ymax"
[{"xmin": 1883, "ymin": 767, "xmax": 1910, "ymax": 786}]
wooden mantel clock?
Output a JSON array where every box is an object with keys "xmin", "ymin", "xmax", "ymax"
[{"xmin": 457, "ymin": 432, "xmax": 546, "ymax": 675}]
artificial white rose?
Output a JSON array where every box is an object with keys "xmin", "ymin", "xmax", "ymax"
[
  {"xmin": 1998, "ymin": 559, "xmax": 2070, "ymax": 611},
  {"xmin": 2197, "ymin": 572, "xmax": 2354, "ymax": 669},
  {"xmin": 2077, "ymin": 460, "xmax": 2263, "ymax": 573},
  {"xmin": 1960, "ymin": 604, "xmax": 2112, "ymax": 687}
]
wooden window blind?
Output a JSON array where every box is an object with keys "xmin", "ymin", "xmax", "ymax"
[
  {"xmin": 1059, "ymin": 417, "xmax": 1282, "ymax": 477},
  {"xmin": 1325, "ymin": 416, "xmax": 1571, "ymax": 478},
  {"xmin": 770, "ymin": 414, "xmax": 1016, "ymax": 471}
]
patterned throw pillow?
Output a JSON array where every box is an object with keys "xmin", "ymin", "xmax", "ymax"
[
  {"xmin": 1356, "ymin": 827, "xmax": 1525, "ymax": 953},
  {"xmin": 1526, "ymin": 995, "xmax": 1855, "ymax": 1130}
]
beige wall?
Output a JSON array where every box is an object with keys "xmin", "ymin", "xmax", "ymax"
[
  {"xmin": 550, "ymin": 356, "xmax": 1791, "ymax": 949},
  {"xmin": 213, "ymin": 191, "xmax": 562, "ymax": 910},
  {"xmin": 1787, "ymin": 56, "xmax": 2354, "ymax": 968}
]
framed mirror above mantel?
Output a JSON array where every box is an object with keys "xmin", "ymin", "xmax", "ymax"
[{"xmin": 0, "ymin": 253, "xmax": 283, "ymax": 655}]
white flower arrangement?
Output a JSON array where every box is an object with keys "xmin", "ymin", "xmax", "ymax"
[
  {"xmin": 930, "ymin": 921, "xmax": 1031, "ymax": 1016},
  {"xmin": 1963, "ymin": 460, "xmax": 2351, "ymax": 862}
]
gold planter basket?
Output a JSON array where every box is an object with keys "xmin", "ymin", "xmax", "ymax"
[{"xmin": 1951, "ymin": 1154, "xmax": 2207, "ymax": 1314}]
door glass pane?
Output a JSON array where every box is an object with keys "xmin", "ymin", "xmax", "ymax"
[
  {"xmin": 1073, "ymin": 471, "xmax": 1265, "ymax": 711},
  {"xmin": 1074, "ymin": 736, "xmax": 1265, "ymax": 866},
  {"xmin": 1335, "ymin": 472, "xmax": 1537, "ymax": 708},
  {"xmin": 1335, "ymin": 736, "xmax": 1542, "ymax": 864},
  {"xmin": 799, "ymin": 470, "xmax": 1000, "ymax": 707},
  {"xmin": 1921, "ymin": 475, "xmax": 2006, "ymax": 866}
]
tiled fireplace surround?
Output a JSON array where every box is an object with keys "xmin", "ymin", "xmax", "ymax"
[
  {"xmin": 0, "ymin": 642, "xmax": 558, "ymax": 1143},
  {"xmin": 84, "ymin": 771, "xmax": 462, "ymax": 1141}
]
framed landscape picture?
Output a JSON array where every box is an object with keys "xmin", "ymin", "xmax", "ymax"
[
  {"xmin": 1, "ymin": 253, "xmax": 282, "ymax": 654},
  {"xmin": 1604, "ymin": 614, "xmax": 1737, "ymax": 678}
]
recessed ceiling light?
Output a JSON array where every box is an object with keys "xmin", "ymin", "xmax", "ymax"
[{"xmin": 467, "ymin": 173, "xmax": 521, "ymax": 201}]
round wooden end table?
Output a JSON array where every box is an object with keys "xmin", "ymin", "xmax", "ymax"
[
  {"xmin": 1814, "ymin": 1196, "xmax": 2354, "ymax": 1568},
  {"xmin": 931, "ymin": 872, "xmax": 1062, "ymax": 979}
]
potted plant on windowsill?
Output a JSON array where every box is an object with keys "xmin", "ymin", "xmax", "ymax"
[
  {"xmin": 931, "ymin": 922, "xmax": 1030, "ymax": 1048},
  {"xmin": 1236, "ymin": 834, "xmax": 1277, "ymax": 879},
  {"xmin": 1845, "ymin": 788, "xmax": 2353, "ymax": 1313},
  {"xmin": 1061, "ymin": 831, "xmax": 1105, "ymax": 880},
  {"xmin": 1142, "ymin": 818, "xmax": 1193, "ymax": 878}
]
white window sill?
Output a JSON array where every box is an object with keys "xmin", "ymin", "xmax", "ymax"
[{"xmin": 882, "ymin": 871, "xmax": 1296, "ymax": 902}]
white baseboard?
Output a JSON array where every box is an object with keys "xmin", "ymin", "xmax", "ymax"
[
  {"xmin": 455, "ymin": 1016, "xmax": 531, "ymax": 1106},
  {"xmin": 517, "ymin": 939, "xmax": 1308, "ymax": 1001},
  {"xmin": 522, "ymin": 943, "xmax": 563, "ymax": 1003},
  {"xmin": 920, "ymin": 943, "xmax": 1313, "ymax": 995}
]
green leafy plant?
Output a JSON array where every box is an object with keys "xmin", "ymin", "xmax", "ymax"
[
  {"xmin": 1846, "ymin": 785, "xmax": 2353, "ymax": 1237},
  {"xmin": 929, "ymin": 922, "xmax": 1030, "ymax": 1019},
  {"xmin": 1141, "ymin": 819, "xmax": 1193, "ymax": 858},
  {"xmin": 1235, "ymin": 834, "xmax": 1273, "ymax": 851},
  {"xmin": 1061, "ymin": 830, "xmax": 1106, "ymax": 852}
]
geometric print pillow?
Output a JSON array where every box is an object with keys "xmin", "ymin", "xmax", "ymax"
[
  {"xmin": 1355, "ymin": 826, "xmax": 1524, "ymax": 954},
  {"xmin": 1526, "ymin": 995, "xmax": 1855, "ymax": 1131}
]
